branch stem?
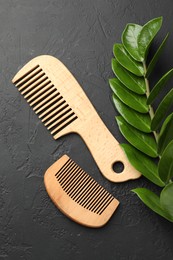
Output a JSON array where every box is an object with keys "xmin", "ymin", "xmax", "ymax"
[{"xmin": 143, "ymin": 61, "xmax": 159, "ymax": 143}]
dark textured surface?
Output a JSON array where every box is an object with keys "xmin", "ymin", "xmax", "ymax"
[{"xmin": 0, "ymin": 0, "xmax": 173, "ymax": 259}]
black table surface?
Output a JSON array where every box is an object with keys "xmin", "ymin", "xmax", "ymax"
[{"xmin": 1, "ymin": 0, "xmax": 173, "ymax": 259}]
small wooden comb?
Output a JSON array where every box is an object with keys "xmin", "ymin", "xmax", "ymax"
[
  {"xmin": 44, "ymin": 155, "xmax": 119, "ymax": 227},
  {"xmin": 12, "ymin": 55, "xmax": 140, "ymax": 182}
]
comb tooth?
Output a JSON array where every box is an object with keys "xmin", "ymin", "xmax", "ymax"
[
  {"xmin": 98, "ymin": 197, "xmax": 114, "ymax": 215},
  {"xmin": 61, "ymin": 163, "xmax": 83, "ymax": 187},
  {"xmin": 85, "ymin": 186, "xmax": 105, "ymax": 209},
  {"xmin": 39, "ymin": 97, "xmax": 64, "ymax": 120},
  {"xmin": 70, "ymin": 173, "xmax": 111, "ymax": 215},
  {"xmin": 94, "ymin": 194, "xmax": 114, "ymax": 215},
  {"xmin": 22, "ymin": 77, "xmax": 49, "ymax": 97},
  {"xmin": 14, "ymin": 65, "xmax": 40, "ymax": 85},
  {"xmin": 51, "ymin": 114, "xmax": 77, "ymax": 135},
  {"xmin": 80, "ymin": 181, "xmax": 101, "ymax": 206},
  {"xmin": 92, "ymin": 192, "xmax": 111, "ymax": 213},
  {"xmin": 67, "ymin": 170, "xmax": 88, "ymax": 197},
  {"xmin": 30, "ymin": 87, "xmax": 57, "ymax": 107},
  {"xmin": 64, "ymin": 169, "xmax": 86, "ymax": 195},
  {"xmin": 56, "ymin": 161, "xmax": 115, "ymax": 217},
  {"xmin": 53, "ymin": 157, "xmax": 117, "ymax": 216},
  {"xmin": 58, "ymin": 162, "xmax": 77, "ymax": 184},
  {"xmin": 89, "ymin": 189, "xmax": 112, "ymax": 213},
  {"xmin": 77, "ymin": 179, "xmax": 98, "ymax": 205},
  {"xmin": 55, "ymin": 158, "xmax": 72, "ymax": 177},
  {"xmin": 27, "ymin": 83, "xmax": 54, "ymax": 103},
  {"xmin": 60, "ymin": 165, "xmax": 81, "ymax": 189},
  {"xmin": 56, "ymin": 161, "xmax": 73, "ymax": 180},
  {"xmin": 70, "ymin": 174, "xmax": 91, "ymax": 199},
  {"xmin": 60, "ymin": 170, "xmax": 87, "ymax": 195},
  {"xmin": 74, "ymin": 178, "xmax": 94, "ymax": 203},
  {"xmin": 62, "ymin": 168, "xmax": 84, "ymax": 193},
  {"xmin": 34, "ymin": 93, "xmax": 61, "ymax": 113},
  {"xmin": 82, "ymin": 185, "xmax": 103, "ymax": 208},
  {"xmin": 96, "ymin": 196, "xmax": 114, "ymax": 215},
  {"xmin": 42, "ymin": 101, "xmax": 68, "ymax": 126},
  {"xmin": 18, "ymin": 71, "xmax": 45, "ymax": 92},
  {"xmin": 56, "ymin": 160, "xmax": 75, "ymax": 181},
  {"xmin": 26, "ymin": 82, "xmax": 52, "ymax": 103},
  {"xmin": 14, "ymin": 64, "xmax": 78, "ymax": 139},
  {"xmin": 46, "ymin": 109, "xmax": 73, "ymax": 130},
  {"xmin": 45, "ymin": 105, "xmax": 69, "ymax": 127},
  {"xmin": 16, "ymin": 67, "xmax": 42, "ymax": 87},
  {"xmin": 87, "ymin": 189, "xmax": 108, "ymax": 211}
]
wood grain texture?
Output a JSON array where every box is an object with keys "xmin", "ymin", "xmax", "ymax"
[
  {"xmin": 44, "ymin": 155, "xmax": 119, "ymax": 227},
  {"xmin": 12, "ymin": 55, "xmax": 141, "ymax": 182}
]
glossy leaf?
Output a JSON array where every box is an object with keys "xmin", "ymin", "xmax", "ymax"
[
  {"xmin": 113, "ymin": 43, "xmax": 144, "ymax": 76},
  {"xmin": 109, "ymin": 78, "xmax": 149, "ymax": 113},
  {"xmin": 122, "ymin": 23, "xmax": 143, "ymax": 62},
  {"xmin": 121, "ymin": 143, "xmax": 165, "ymax": 187},
  {"xmin": 110, "ymin": 17, "xmax": 173, "ymax": 222},
  {"xmin": 116, "ymin": 116, "xmax": 158, "ymax": 157},
  {"xmin": 160, "ymin": 183, "xmax": 173, "ymax": 218},
  {"xmin": 112, "ymin": 58, "xmax": 146, "ymax": 94},
  {"xmin": 138, "ymin": 17, "xmax": 163, "ymax": 60},
  {"xmin": 147, "ymin": 69, "xmax": 173, "ymax": 105},
  {"xmin": 158, "ymin": 113, "xmax": 173, "ymax": 155},
  {"xmin": 151, "ymin": 89, "xmax": 173, "ymax": 130},
  {"xmin": 132, "ymin": 188, "xmax": 173, "ymax": 221},
  {"xmin": 158, "ymin": 140, "xmax": 173, "ymax": 183},
  {"xmin": 146, "ymin": 34, "xmax": 169, "ymax": 78},
  {"xmin": 112, "ymin": 94, "xmax": 151, "ymax": 133}
]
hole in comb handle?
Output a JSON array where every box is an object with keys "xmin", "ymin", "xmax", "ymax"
[{"xmin": 112, "ymin": 161, "xmax": 124, "ymax": 174}]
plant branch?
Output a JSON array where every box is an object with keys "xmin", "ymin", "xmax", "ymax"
[{"xmin": 143, "ymin": 61, "xmax": 159, "ymax": 143}]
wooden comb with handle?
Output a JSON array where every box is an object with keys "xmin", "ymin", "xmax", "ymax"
[
  {"xmin": 44, "ymin": 155, "xmax": 119, "ymax": 227},
  {"xmin": 12, "ymin": 55, "xmax": 140, "ymax": 182}
]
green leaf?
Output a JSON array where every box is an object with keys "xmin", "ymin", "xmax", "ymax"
[
  {"xmin": 151, "ymin": 89, "xmax": 173, "ymax": 130},
  {"xmin": 121, "ymin": 143, "xmax": 165, "ymax": 187},
  {"xmin": 160, "ymin": 183, "xmax": 173, "ymax": 218},
  {"xmin": 122, "ymin": 23, "xmax": 143, "ymax": 62},
  {"xmin": 112, "ymin": 58, "xmax": 146, "ymax": 94},
  {"xmin": 109, "ymin": 78, "xmax": 149, "ymax": 113},
  {"xmin": 147, "ymin": 69, "xmax": 173, "ymax": 105},
  {"xmin": 138, "ymin": 17, "xmax": 163, "ymax": 60},
  {"xmin": 112, "ymin": 94, "xmax": 151, "ymax": 133},
  {"xmin": 116, "ymin": 116, "xmax": 158, "ymax": 158},
  {"xmin": 158, "ymin": 113, "xmax": 173, "ymax": 155},
  {"xmin": 146, "ymin": 33, "xmax": 169, "ymax": 78},
  {"xmin": 113, "ymin": 43, "xmax": 144, "ymax": 76},
  {"xmin": 132, "ymin": 188, "xmax": 173, "ymax": 221},
  {"xmin": 158, "ymin": 140, "xmax": 173, "ymax": 183}
]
